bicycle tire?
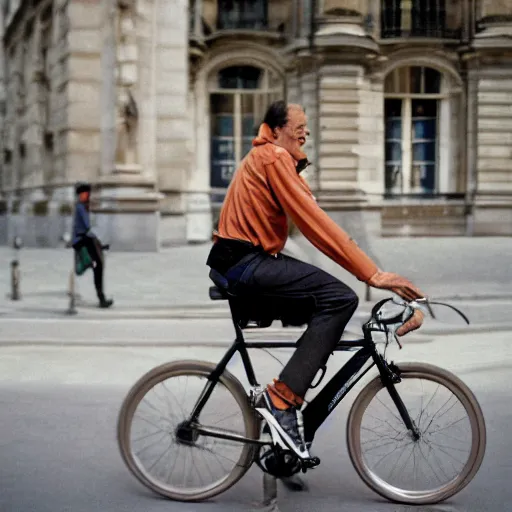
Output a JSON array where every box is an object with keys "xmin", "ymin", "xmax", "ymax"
[
  {"xmin": 346, "ymin": 362, "xmax": 486, "ymax": 505},
  {"xmin": 117, "ymin": 360, "xmax": 260, "ymax": 502}
]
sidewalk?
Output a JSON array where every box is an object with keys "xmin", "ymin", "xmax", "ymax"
[{"xmin": 0, "ymin": 235, "xmax": 511, "ymax": 327}]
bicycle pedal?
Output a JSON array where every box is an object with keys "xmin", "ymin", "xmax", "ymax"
[{"xmin": 301, "ymin": 456, "xmax": 321, "ymax": 472}]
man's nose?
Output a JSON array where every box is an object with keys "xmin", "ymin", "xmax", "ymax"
[{"xmin": 305, "ymin": 128, "xmax": 310, "ymax": 136}]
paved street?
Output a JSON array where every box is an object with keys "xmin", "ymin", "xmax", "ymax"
[
  {"xmin": 0, "ymin": 328, "xmax": 511, "ymax": 512},
  {"xmin": 1, "ymin": 234, "xmax": 511, "ymax": 511}
]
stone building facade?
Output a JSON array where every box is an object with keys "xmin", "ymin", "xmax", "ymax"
[{"xmin": 0, "ymin": 0, "xmax": 511, "ymax": 250}]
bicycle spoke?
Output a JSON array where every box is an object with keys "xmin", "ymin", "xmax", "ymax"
[
  {"xmin": 125, "ymin": 370, "xmax": 250, "ymax": 498},
  {"xmin": 357, "ymin": 370, "xmax": 478, "ymax": 497}
]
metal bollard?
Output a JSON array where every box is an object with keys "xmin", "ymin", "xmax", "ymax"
[
  {"xmin": 10, "ymin": 236, "xmax": 23, "ymax": 301},
  {"xmin": 257, "ymin": 473, "xmax": 280, "ymax": 512},
  {"xmin": 66, "ymin": 268, "xmax": 77, "ymax": 315},
  {"xmin": 61, "ymin": 233, "xmax": 78, "ymax": 315}
]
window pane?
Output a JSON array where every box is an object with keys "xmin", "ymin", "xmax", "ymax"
[
  {"xmin": 211, "ymin": 115, "xmax": 234, "ymax": 137},
  {"xmin": 385, "ymin": 164, "xmax": 402, "ymax": 194},
  {"xmin": 412, "ymin": 98, "xmax": 437, "ymax": 117},
  {"xmin": 397, "ymin": 67, "xmax": 408, "ymax": 93},
  {"xmin": 424, "ymin": 67, "xmax": 441, "ymax": 94},
  {"xmin": 385, "ymin": 142, "xmax": 402, "ymax": 162},
  {"xmin": 210, "ymin": 94, "xmax": 234, "ymax": 136},
  {"xmin": 420, "ymin": 163, "xmax": 436, "ymax": 193},
  {"xmin": 384, "ymin": 98, "xmax": 402, "ymax": 190},
  {"xmin": 411, "ymin": 163, "xmax": 436, "ymax": 193},
  {"xmin": 210, "ymin": 93, "xmax": 236, "ymax": 188},
  {"xmin": 410, "ymin": 66, "xmax": 422, "ymax": 94},
  {"xmin": 385, "ymin": 98, "xmax": 402, "ymax": 118},
  {"xmin": 241, "ymin": 93, "xmax": 258, "ymax": 138},
  {"xmin": 218, "ymin": 65, "xmax": 262, "ymax": 89},
  {"xmin": 211, "ymin": 162, "xmax": 237, "ymax": 188},
  {"xmin": 386, "ymin": 119, "xmax": 402, "ymax": 140},
  {"xmin": 413, "ymin": 141, "xmax": 436, "ymax": 162},
  {"xmin": 211, "ymin": 138, "xmax": 235, "ymax": 161},
  {"xmin": 413, "ymin": 118, "xmax": 436, "ymax": 139}
]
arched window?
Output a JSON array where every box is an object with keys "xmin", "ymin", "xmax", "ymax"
[
  {"xmin": 209, "ymin": 65, "xmax": 282, "ymax": 192},
  {"xmin": 384, "ymin": 65, "xmax": 458, "ymax": 196}
]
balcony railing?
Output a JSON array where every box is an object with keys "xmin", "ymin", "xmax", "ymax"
[
  {"xmin": 381, "ymin": 2, "xmax": 461, "ymax": 39},
  {"xmin": 381, "ymin": 24, "xmax": 461, "ymax": 39},
  {"xmin": 217, "ymin": 1, "xmax": 268, "ymax": 30}
]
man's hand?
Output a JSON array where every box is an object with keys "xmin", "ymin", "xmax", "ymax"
[
  {"xmin": 396, "ymin": 309, "xmax": 424, "ymax": 336},
  {"xmin": 368, "ymin": 270, "xmax": 426, "ymax": 337},
  {"xmin": 367, "ymin": 271, "xmax": 425, "ymax": 302}
]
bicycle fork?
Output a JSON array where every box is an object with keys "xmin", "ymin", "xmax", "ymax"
[{"xmin": 380, "ymin": 360, "xmax": 421, "ymax": 441}]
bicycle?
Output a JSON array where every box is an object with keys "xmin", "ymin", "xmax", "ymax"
[{"xmin": 117, "ymin": 271, "xmax": 486, "ymax": 506}]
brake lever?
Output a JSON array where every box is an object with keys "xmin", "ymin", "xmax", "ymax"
[
  {"xmin": 394, "ymin": 332, "xmax": 403, "ymax": 350},
  {"xmin": 385, "ymin": 323, "xmax": 403, "ymax": 350},
  {"xmin": 415, "ymin": 297, "xmax": 436, "ymax": 320}
]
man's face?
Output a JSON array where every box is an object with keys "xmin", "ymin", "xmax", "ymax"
[
  {"xmin": 274, "ymin": 105, "xmax": 309, "ymax": 156},
  {"xmin": 79, "ymin": 191, "xmax": 90, "ymax": 203}
]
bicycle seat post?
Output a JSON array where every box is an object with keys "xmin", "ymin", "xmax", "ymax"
[{"xmin": 228, "ymin": 298, "xmax": 246, "ymax": 342}]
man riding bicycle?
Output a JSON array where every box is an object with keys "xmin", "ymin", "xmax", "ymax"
[{"xmin": 206, "ymin": 100, "xmax": 425, "ymax": 456}]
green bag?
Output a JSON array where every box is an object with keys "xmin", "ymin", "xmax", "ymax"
[{"xmin": 75, "ymin": 246, "xmax": 93, "ymax": 276}]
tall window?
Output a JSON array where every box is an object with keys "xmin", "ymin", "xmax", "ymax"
[
  {"xmin": 209, "ymin": 65, "xmax": 282, "ymax": 194},
  {"xmin": 384, "ymin": 66, "xmax": 444, "ymax": 196},
  {"xmin": 217, "ymin": 0, "xmax": 268, "ymax": 30},
  {"xmin": 381, "ymin": 0, "xmax": 459, "ymax": 38}
]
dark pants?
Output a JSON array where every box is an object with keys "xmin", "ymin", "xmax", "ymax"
[
  {"xmin": 235, "ymin": 253, "xmax": 359, "ymax": 398},
  {"xmin": 81, "ymin": 237, "xmax": 105, "ymax": 301}
]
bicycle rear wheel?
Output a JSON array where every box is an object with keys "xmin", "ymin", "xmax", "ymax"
[
  {"xmin": 117, "ymin": 360, "xmax": 259, "ymax": 502},
  {"xmin": 346, "ymin": 362, "xmax": 486, "ymax": 505}
]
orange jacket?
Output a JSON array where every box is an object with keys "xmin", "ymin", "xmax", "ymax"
[{"xmin": 215, "ymin": 123, "xmax": 378, "ymax": 282}]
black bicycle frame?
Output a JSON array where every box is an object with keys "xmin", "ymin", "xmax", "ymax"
[{"xmin": 188, "ymin": 300, "xmax": 416, "ymax": 446}]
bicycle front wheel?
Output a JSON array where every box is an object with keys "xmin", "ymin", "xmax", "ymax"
[
  {"xmin": 347, "ymin": 362, "xmax": 486, "ymax": 505},
  {"xmin": 117, "ymin": 360, "xmax": 260, "ymax": 502}
]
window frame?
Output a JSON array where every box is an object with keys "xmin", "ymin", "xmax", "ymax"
[
  {"xmin": 208, "ymin": 65, "xmax": 283, "ymax": 192},
  {"xmin": 384, "ymin": 66, "xmax": 446, "ymax": 196}
]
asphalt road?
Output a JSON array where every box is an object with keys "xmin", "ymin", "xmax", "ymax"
[{"xmin": 0, "ymin": 334, "xmax": 510, "ymax": 512}]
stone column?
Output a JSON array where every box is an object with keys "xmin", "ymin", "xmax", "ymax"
[
  {"xmin": 357, "ymin": 75, "xmax": 384, "ymax": 198},
  {"xmin": 154, "ymin": 0, "xmax": 194, "ymax": 245},
  {"xmin": 472, "ymin": 64, "xmax": 512, "ymax": 235},
  {"xmin": 92, "ymin": 0, "xmax": 162, "ymax": 251},
  {"xmin": 317, "ymin": 64, "xmax": 362, "ymax": 192},
  {"xmin": 64, "ymin": 0, "xmax": 103, "ymax": 183},
  {"xmin": 472, "ymin": 1, "xmax": 512, "ymax": 235},
  {"xmin": 193, "ymin": 0, "xmax": 203, "ymax": 37},
  {"xmin": 300, "ymin": 0, "xmax": 312, "ymax": 38}
]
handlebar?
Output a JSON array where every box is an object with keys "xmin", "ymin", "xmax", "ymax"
[{"xmin": 366, "ymin": 296, "xmax": 470, "ymax": 350}]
